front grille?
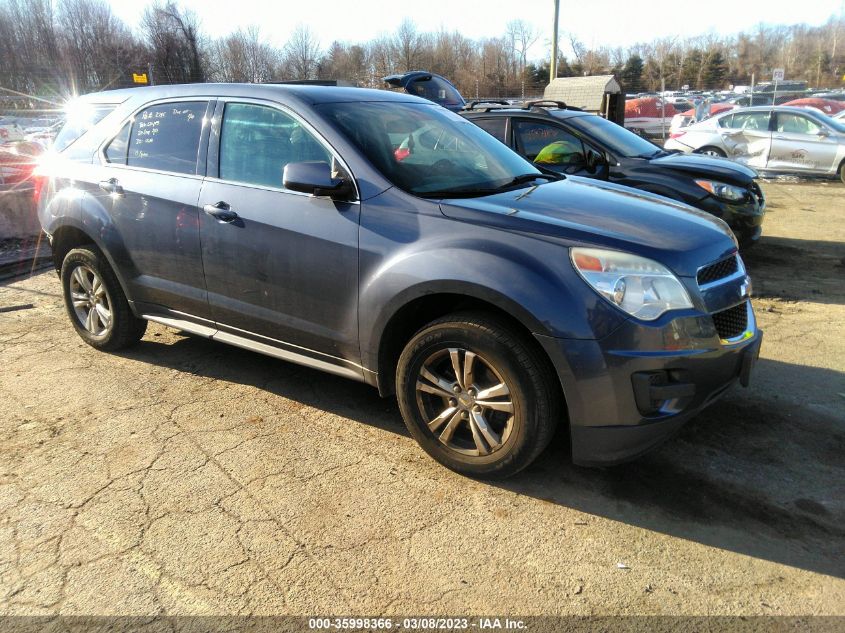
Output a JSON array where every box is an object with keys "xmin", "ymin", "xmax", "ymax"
[
  {"xmin": 712, "ymin": 302, "xmax": 748, "ymax": 340},
  {"xmin": 697, "ymin": 256, "xmax": 739, "ymax": 286}
]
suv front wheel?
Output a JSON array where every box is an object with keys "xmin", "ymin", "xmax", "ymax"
[
  {"xmin": 61, "ymin": 246, "xmax": 147, "ymax": 351},
  {"xmin": 396, "ymin": 312, "xmax": 559, "ymax": 478}
]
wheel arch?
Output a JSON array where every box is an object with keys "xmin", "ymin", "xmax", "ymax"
[
  {"xmin": 371, "ymin": 286, "xmax": 566, "ymax": 409},
  {"xmin": 49, "ymin": 220, "xmax": 135, "ymax": 312}
]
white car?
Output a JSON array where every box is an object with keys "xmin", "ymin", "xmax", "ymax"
[{"xmin": 665, "ymin": 106, "xmax": 845, "ymax": 183}]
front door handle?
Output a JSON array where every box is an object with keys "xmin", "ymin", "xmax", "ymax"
[
  {"xmin": 99, "ymin": 178, "xmax": 124, "ymax": 196},
  {"xmin": 203, "ymin": 201, "xmax": 238, "ymax": 223}
]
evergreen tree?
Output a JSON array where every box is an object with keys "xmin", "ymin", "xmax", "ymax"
[
  {"xmin": 704, "ymin": 51, "xmax": 728, "ymax": 88},
  {"xmin": 621, "ymin": 54, "xmax": 644, "ymax": 92}
]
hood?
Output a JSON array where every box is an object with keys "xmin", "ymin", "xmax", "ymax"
[
  {"xmin": 650, "ymin": 152, "xmax": 757, "ymax": 185},
  {"xmin": 439, "ymin": 177, "xmax": 736, "ymax": 277}
]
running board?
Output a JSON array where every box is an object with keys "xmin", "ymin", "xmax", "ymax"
[{"xmin": 142, "ymin": 314, "xmax": 364, "ymax": 382}]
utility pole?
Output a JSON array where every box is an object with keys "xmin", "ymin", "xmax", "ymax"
[
  {"xmin": 661, "ymin": 76, "xmax": 666, "ymax": 142},
  {"xmin": 550, "ymin": 0, "xmax": 560, "ymax": 83}
]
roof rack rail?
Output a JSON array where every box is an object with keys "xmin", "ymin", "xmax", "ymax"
[
  {"xmin": 462, "ymin": 100, "xmax": 513, "ymax": 111},
  {"xmin": 523, "ymin": 100, "xmax": 582, "ymax": 111}
]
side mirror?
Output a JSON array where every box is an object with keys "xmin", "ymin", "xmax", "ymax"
[
  {"xmin": 585, "ymin": 149, "xmax": 607, "ymax": 174},
  {"xmin": 283, "ymin": 161, "xmax": 354, "ymax": 200}
]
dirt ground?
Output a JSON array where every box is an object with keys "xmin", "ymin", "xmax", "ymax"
[{"xmin": 0, "ymin": 180, "xmax": 843, "ymax": 618}]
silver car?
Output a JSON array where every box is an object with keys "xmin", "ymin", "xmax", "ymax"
[{"xmin": 665, "ymin": 106, "xmax": 845, "ymax": 183}]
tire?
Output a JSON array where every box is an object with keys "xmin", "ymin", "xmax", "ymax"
[
  {"xmin": 697, "ymin": 146, "xmax": 726, "ymax": 158},
  {"xmin": 396, "ymin": 311, "xmax": 559, "ymax": 478},
  {"xmin": 60, "ymin": 246, "xmax": 147, "ymax": 351},
  {"xmin": 839, "ymin": 160, "xmax": 845, "ymax": 185}
]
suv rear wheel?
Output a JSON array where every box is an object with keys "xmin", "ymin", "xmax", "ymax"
[
  {"xmin": 396, "ymin": 312, "xmax": 558, "ymax": 478},
  {"xmin": 61, "ymin": 247, "xmax": 147, "ymax": 351}
]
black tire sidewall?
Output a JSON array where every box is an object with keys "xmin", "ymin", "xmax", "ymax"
[
  {"xmin": 60, "ymin": 247, "xmax": 144, "ymax": 351},
  {"xmin": 396, "ymin": 320, "xmax": 545, "ymax": 478}
]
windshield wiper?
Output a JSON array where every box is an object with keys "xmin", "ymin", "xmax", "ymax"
[{"xmin": 503, "ymin": 173, "xmax": 560, "ymax": 187}]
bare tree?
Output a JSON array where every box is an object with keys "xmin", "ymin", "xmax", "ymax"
[
  {"xmin": 1, "ymin": 5, "xmax": 844, "ymax": 106},
  {"xmin": 367, "ymin": 35, "xmax": 395, "ymax": 84},
  {"xmin": 0, "ymin": 0, "xmax": 63, "ymax": 96},
  {"xmin": 282, "ymin": 24, "xmax": 321, "ymax": 80},
  {"xmin": 210, "ymin": 26, "xmax": 278, "ymax": 83},
  {"xmin": 506, "ymin": 20, "xmax": 538, "ymax": 72},
  {"xmin": 58, "ymin": 0, "xmax": 144, "ymax": 93},
  {"xmin": 319, "ymin": 41, "xmax": 368, "ymax": 85},
  {"xmin": 394, "ymin": 18, "xmax": 422, "ymax": 72},
  {"xmin": 142, "ymin": 1, "xmax": 206, "ymax": 84}
]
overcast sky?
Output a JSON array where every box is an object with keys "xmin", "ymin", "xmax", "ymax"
[{"xmin": 107, "ymin": 0, "xmax": 843, "ymax": 61}]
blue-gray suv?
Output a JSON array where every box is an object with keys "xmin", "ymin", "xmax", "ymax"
[{"xmin": 36, "ymin": 84, "xmax": 762, "ymax": 478}]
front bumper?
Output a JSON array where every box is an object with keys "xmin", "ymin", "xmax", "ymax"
[{"xmin": 536, "ymin": 305, "xmax": 762, "ymax": 466}]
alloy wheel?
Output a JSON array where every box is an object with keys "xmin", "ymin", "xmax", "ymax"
[
  {"xmin": 415, "ymin": 347, "xmax": 515, "ymax": 456},
  {"xmin": 69, "ymin": 265, "xmax": 112, "ymax": 336}
]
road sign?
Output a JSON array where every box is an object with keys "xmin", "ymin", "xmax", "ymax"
[
  {"xmin": 682, "ymin": 84, "xmax": 689, "ymax": 90},
  {"xmin": 772, "ymin": 68, "xmax": 785, "ymax": 82},
  {"xmin": 132, "ymin": 72, "xmax": 149, "ymax": 85}
]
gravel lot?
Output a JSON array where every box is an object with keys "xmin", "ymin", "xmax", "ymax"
[{"xmin": 0, "ymin": 180, "xmax": 843, "ymax": 618}]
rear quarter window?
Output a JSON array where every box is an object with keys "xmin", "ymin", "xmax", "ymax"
[{"xmin": 53, "ymin": 104, "xmax": 116, "ymax": 152}]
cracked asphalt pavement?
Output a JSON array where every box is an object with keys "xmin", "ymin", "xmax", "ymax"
[{"xmin": 0, "ymin": 181, "xmax": 843, "ymax": 616}]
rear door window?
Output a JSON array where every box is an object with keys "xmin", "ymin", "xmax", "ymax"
[
  {"xmin": 472, "ymin": 118, "xmax": 508, "ymax": 144},
  {"xmin": 721, "ymin": 111, "xmax": 771, "ymax": 131},
  {"xmin": 127, "ymin": 102, "xmax": 207, "ymax": 174}
]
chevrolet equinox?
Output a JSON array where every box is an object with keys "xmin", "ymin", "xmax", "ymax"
[{"xmin": 36, "ymin": 84, "xmax": 762, "ymax": 478}]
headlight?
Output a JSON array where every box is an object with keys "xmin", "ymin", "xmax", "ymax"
[
  {"xmin": 695, "ymin": 179, "xmax": 746, "ymax": 202},
  {"xmin": 571, "ymin": 248, "xmax": 693, "ymax": 321}
]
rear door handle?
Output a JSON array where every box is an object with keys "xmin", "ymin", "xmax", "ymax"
[
  {"xmin": 99, "ymin": 178, "xmax": 124, "ymax": 196},
  {"xmin": 203, "ymin": 201, "xmax": 238, "ymax": 223}
]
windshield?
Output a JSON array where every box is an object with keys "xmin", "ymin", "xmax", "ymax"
[
  {"xmin": 319, "ymin": 102, "xmax": 539, "ymax": 197},
  {"xmin": 562, "ymin": 114, "xmax": 661, "ymax": 158}
]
